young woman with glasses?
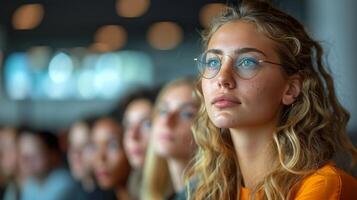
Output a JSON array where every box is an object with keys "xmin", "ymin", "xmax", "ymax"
[{"xmin": 187, "ymin": 1, "xmax": 357, "ymax": 199}]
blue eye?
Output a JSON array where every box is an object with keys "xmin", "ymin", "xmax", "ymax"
[
  {"xmin": 158, "ymin": 108, "xmax": 169, "ymax": 117},
  {"xmin": 108, "ymin": 140, "xmax": 119, "ymax": 151},
  {"xmin": 141, "ymin": 120, "xmax": 152, "ymax": 130},
  {"xmin": 206, "ymin": 58, "xmax": 220, "ymax": 69},
  {"xmin": 237, "ymin": 57, "xmax": 259, "ymax": 69},
  {"xmin": 179, "ymin": 111, "xmax": 195, "ymax": 120}
]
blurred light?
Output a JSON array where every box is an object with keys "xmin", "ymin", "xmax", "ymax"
[
  {"xmin": 43, "ymin": 75, "xmax": 75, "ymax": 99},
  {"xmin": 82, "ymin": 54, "xmax": 99, "ymax": 69},
  {"xmin": 48, "ymin": 52, "xmax": 74, "ymax": 83},
  {"xmin": 199, "ymin": 3, "xmax": 226, "ymax": 28},
  {"xmin": 70, "ymin": 47, "xmax": 87, "ymax": 60},
  {"xmin": 12, "ymin": 4, "xmax": 44, "ymax": 30},
  {"xmin": 77, "ymin": 69, "xmax": 96, "ymax": 99},
  {"xmin": 89, "ymin": 42, "xmax": 112, "ymax": 53},
  {"xmin": 31, "ymin": 70, "xmax": 49, "ymax": 99},
  {"xmin": 4, "ymin": 53, "xmax": 31, "ymax": 99},
  {"xmin": 116, "ymin": 0, "xmax": 150, "ymax": 18},
  {"xmin": 147, "ymin": 22, "xmax": 183, "ymax": 50},
  {"xmin": 77, "ymin": 51, "xmax": 153, "ymax": 99},
  {"xmin": 77, "ymin": 55, "xmax": 98, "ymax": 99},
  {"xmin": 118, "ymin": 51, "xmax": 153, "ymax": 85},
  {"xmin": 93, "ymin": 25, "xmax": 127, "ymax": 52},
  {"xmin": 94, "ymin": 53, "xmax": 123, "ymax": 98},
  {"xmin": 27, "ymin": 46, "xmax": 51, "ymax": 70}
]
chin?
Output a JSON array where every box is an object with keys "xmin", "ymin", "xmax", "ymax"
[
  {"xmin": 97, "ymin": 180, "xmax": 113, "ymax": 189},
  {"xmin": 212, "ymin": 120, "xmax": 236, "ymax": 129},
  {"xmin": 208, "ymin": 113, "xmax": 238, "ymax": 129},
  {"xmin": 155, "ymin": 147, "xmax": 174, "ymax": 159},
  {"xmin": 131, "ymin": 159, "xmax": 144, "ymax": 169}
]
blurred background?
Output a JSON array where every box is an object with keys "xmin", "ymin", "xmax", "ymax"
[{"xmin": 0, "ymin": 0, "xmax": 356, "ymax": 135}]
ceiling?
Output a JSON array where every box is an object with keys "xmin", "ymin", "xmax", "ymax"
[{"xmin": 0, "ymin": 0, "xmax": 230, "ymax": 51}]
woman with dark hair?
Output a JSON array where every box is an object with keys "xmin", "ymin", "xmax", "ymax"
[
  {"xmin": 187, "ymin": 1, "xmax": 357, "ymax": 199},
  {"xmin": 91, "ymin": 117, "xmax": 131, "ymax": 200},
  {"xmin": 121, "ymin": 88, "xmax": 158, "ymax": 200},
  {"xmin": 19, "ymin": 130, "xmax": 76, "ymax": 200}
]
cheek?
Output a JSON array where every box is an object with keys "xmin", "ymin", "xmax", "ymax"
[
  {"xmin": 123, "ymin": 136, "xmax": 130, "ymax": 150},
  {"xmin": 92, "ymin": 152, "xmax": 101, "ymax": 169},
  {"xmin": 176, "ymin": 123, "xmax": 194, "ymax": 144},
  {"xmin": 177, "ymin": 129, "xmax": 196, "ymax": 156},
  {"xmin": 183, "ymin": 131, "xmax": 194, "ymax": 146},
  {"xmin": 152, "ymin": 119, "xmax": 163, "ymax": 141},
  {"xmin": 108, "ymin": 150, "xmax": 121, "ymax": 166},
  {"xmin": 242, "ymin": 78, "xmax": 285, "ymax": 114},
  {"xmin": 139, "ymin": 134, "xmax": 150, "ymax": 148}
]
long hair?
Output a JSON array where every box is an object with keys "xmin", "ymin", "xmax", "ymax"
[
  {"xmin": 141, "ymin": 77, "xmax": 197, "ymax": 200},
  {"xmin": 187, "ymin": 1, "xmax": 357, "ymax": 200}
]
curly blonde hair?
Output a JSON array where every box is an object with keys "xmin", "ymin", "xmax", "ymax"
[{"xmin": 187, "ymin": 1, "xmax": 357, "ymax": 200}]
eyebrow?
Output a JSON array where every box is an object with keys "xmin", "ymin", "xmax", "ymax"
[
  {"xmin": 179, "ymin": 102, "xmax": 197, "ymax": 110},
  {"xmin": 206, "ymin": 47, "xmax": 267, "ymax": 57},
  {"xmin": 158, "ymin": 101, "xmax": 197, "ymax": 110}
]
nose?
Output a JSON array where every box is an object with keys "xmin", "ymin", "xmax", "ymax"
[
  {"xmin": 217, "ymin": 57, "xmax": 236, "ymax": 89},
  {"xmin": 128, "ymin": 125, "xmax": 141, "ymax": 141},
  {"xmin": 95, "ymin": 147, "xmax": 107, "ymax": 164},
  {"xmin": 164, "ymin": 112, "xmax": 177, "ymax": 128}
]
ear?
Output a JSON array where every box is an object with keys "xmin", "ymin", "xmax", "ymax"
[{"xmin": 282, "ymin": 74, "xmax": 302, "ymax": 105}]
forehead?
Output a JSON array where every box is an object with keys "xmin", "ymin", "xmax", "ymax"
[
  {"xmin": 92, "ymin": 120, "xmax": 121, "ymax": 142},
  {"xmin": 160, "ymin": 84, "xmax": 194, "ymax": 105},
  {"xmin": 19, "ymin": 134, "xmax": 43, "ymax": 153},
  {"xmin": 125, "ymin": 99, "xmax": 152, "ymax": 117},
  {"xmin": 208, "ymin": 21, "xmax": 278, "ymax": 58},
  {"xmin": 69, "ymin": 127, "xmax": 88, "ymax": 146}
]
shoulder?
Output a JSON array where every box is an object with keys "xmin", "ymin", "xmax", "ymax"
[{"xmin": 294, "ymin": 164, "xmax": 357, "ymax": 200}]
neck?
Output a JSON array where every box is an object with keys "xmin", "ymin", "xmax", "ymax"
[
  {"xmin": 81, "ymin": 175, "xmax": 95, "ymax": 192},
  {"xmin": 230, "ymin": 122, "xmax": 277, "ymax": 189},
  {"xmin": 167, "ymin": 157, "xmax": 191, "ymax": 192},
  {"xmin": 115, "ymin": 185, "xmax": 129, "ymax": 200}
]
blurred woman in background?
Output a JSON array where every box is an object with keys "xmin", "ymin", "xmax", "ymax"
[
  {"xmin": 67, "ymin": 119, "xmax": 100, "ymax": 199},
  {"xmin": 142, "ymin": 77, "xmax": 198, "ymax": 200},
  {"xmin": 121, "ymin": 88, "xmax": 158, "ymax": 200},
  {"xmin": 0, "ymin": 127, "xmax": 19, "ymax": 200},
  {"xmin": 91, "ymin": 117, "xmax": 131, "ymax": 200},
  {"xmin": 18, "ymin": 129, "xmax": 75, "ymax": 200}
]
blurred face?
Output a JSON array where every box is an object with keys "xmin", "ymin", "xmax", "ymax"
[
  {"xmin": 18, "ymin": 134, "xmax": 49, "ymax": 179},
  {"xmin": 123, "ymin": 99, "xmax": 152, "ymax": 169},
  {"xmin": 201, "ymin": 21, "xmax": 288, "ymax": 130},
  {"xmin": 92, "ymin": 118, "xmax": 130, "ymax": 189},
  {"xmin": 67, "ymin": 122, "xmax": 92, "ymax": 180},
  {"xmin": 0, "ymin": 128, "xmax": 17, "ymax": 179},
  {"xmin": 152, "ymin": 84, "xmax": 197, "ymax": 160}
]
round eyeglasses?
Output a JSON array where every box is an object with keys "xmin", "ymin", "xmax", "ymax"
[{"xmin": 194, "ymin": 51, "xmax": 283, "ymax": 79}]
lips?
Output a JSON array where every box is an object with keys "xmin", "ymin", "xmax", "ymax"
[
  {"xmin": 211, "ymin": 95, "xmax": 241, "ymax": 108},
  {"xmin": 95, "ymin": 170, "xmax": 110, "ymax": 179},
  {"xmin": 129, "ymin": 147, "xmax": 144, "ymax": 156}
]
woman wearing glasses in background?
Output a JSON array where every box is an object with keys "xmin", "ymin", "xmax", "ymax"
[{"xmin": 187, "ymin": 0, "xmax": 357, "ymax": 199}]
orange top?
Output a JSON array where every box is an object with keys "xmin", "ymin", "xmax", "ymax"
[{"xmin": 240, "ymin": 164, "xmax": 357, "ymax": 200}]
